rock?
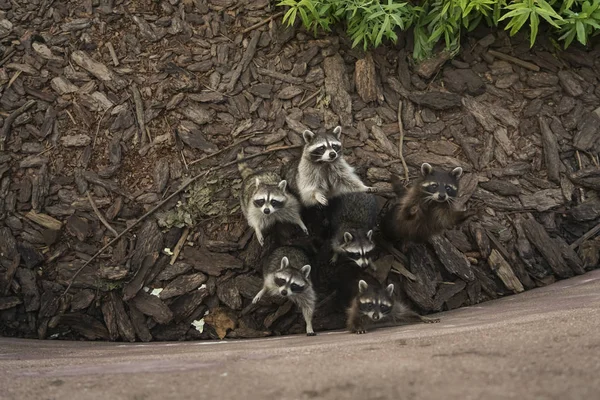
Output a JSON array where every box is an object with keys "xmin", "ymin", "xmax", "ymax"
[
  {"xmin": 51, "ymin": 77, "xmax": 79, "ymax": 94},
  {"xmin": 415, "ymin": 50, "xmax": 452, "ymax": 79},
  {"xmin": 159, "ymin": 272, "xmax": 207, "ymax": 299},
  {"xmin": 170, "ymin": 288, "xmax": 209, "ymax": 323},
  {"xmin": 355, "ymin": 53, "xmax": 379, "ymax": 103},
  {"xmin": 216, "ymin": 278, "xmax": 242, "ymax": 310},
  {"xmin": 408, "ymin": 92, "xmax": 462, "ymax": 110},
  {"xmin": 180, "ymin": 104, "xmax": 215, "ymax": 126},
  {"xmin": 479, "ymin": 180, "xmax": 521, "ymax": 196},
  {"xmin": 519, "ymin": 189, "xmax": 564, "ymax": 211},
  {"xmin": 59, "ymin": 313, "xmax": 110, "ymax": 340},
  {"xmin": 183, "ymin": 246, "xmax": 243, "ymax": 276},
  {"xmin": 558, "ymin": 71, "xmax": 584, "ymax": 97},
  {"xmin": 522, "ymin": 217, "xmax": 574, "ymax": 278},
  {"xmin": 204, "ymin": 307, "xmax": 237, "ymax": 339},
  {"xmin": 177, "ymin": 121, "xmax": 218, "ymax": 152},
  {"xmin": 573, "ymin": 107, "xmax": 600, "ymax": 151},
  {"xmin": 278, "ymin": 86, "xmax": 303, "ymax": 100},
  {"xmin": 248, "ymin": 83, "xmax": 273, "ymax": 99},
  {"xmin": 130, "ymin": 291, "xmax": 173, "ymax": 325},
  {"xmin": 430, "ymin": 235, "xmax": 474, "ymax": 282},
  {"xmin": 488, "ymin": 250, "xmax": 524, "ymax": 293},
  {"xmin": 324, "ymin": 54, "xmax": 352, "ymax": 126},
  {"xmin": 60, "ymin": 135, "xmax": 92, "ymax": 147},
  {"xmin": 527, "ymin": 72, "xmax": 559, "ymax": 87},
  {"xmin": 443, "ymin": 69, "xmax": 485, "ymax": 95}
]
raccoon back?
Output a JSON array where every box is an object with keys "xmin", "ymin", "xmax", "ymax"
[{"xmin": 329, "ymin": 192, "xmax": 377, "ymax": 232}]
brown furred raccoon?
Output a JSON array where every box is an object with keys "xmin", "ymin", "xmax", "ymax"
[{"xmin": 382, "ymin": 162, "xmax": 475, "ymax": 244}]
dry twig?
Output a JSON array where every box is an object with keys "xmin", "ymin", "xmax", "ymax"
[
  {"xmin": 241, "ymin": 11, "xmax": 284, "ymax": 34},
  {"xmin": 170, "ymin": 227, "xmax": 190, "ymax": 265},
  {"xmin": 0, "ymin": 100, "xmax": 36, "ymax": 151},
  {"xmin": 86, "ymin": 191, "xmax": 119, "ymax": 238},
  {"xmin": 397, "ymin": 100, "xmax": 409, "ymax": 182},
  {"xmin": 488, "ymin": 50, "xmax": 540, "ymax": 71},
  {"xmin": 61, "ymin": 143, "xmax": 301, "ymax": 297}
]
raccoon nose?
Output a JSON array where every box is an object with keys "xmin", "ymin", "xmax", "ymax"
[
  {"xmin": 281, "ymin": 290, "xmax": 288, "ymax": 296},
  {"xmin": 372, "ymin": 313, "xmax": 380, "ymax": 321},
  {"xmin": 438, "ymin": 193, "xmax": 447, "ymax": 201},
  {"xmin": 263, "ymin": 208, "xmax": 271, "ymax": 214},
  {"xmin": 329, "ymin": 151, "xmax": 336, "ymax": 159}
]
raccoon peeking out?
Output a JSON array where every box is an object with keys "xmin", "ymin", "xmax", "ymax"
[
  {"xmin": 238, "ymin": 152, "xmax": 308, "ymax": 246},
  {"xmin": 252, "ymin": 246, "xmax": 317, "ymax": 336},
  {"xmin": 346, "ymin": 273, "xmax": 439, "ymax": 334},
  {"xmin": 329, "ymin": 193, "xmax": 378, "ymax": 268},
  {"xmin": 382, "ymin": 162, "xmax": 475, "ymax": 244},
  {"xmin": 284, "ymin": 126, "xmax": 376, "ymax": 208}
]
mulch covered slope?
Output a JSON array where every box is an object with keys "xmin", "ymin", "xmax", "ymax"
[{"xmin": 0, "ymin": 0, "xmax": 599, "ymax": 341}]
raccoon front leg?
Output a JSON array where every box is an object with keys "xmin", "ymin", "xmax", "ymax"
[
  {"xmin": 252, "ymin": 286, "xmax": 268, "ymax": 304},
  {"xmin": 302, "ymin": 306, "xmax": 316, "ymax": 336},
  {"xmin": 347, "ymin": 311, "xmax": 368, "ymax": 334},
  {"xmin": 250, "ymin": 223, "xmax": 266, "ymax": 246},
  {"xmin": 294, "ymin": 216, "xmax": 309, "ymax": 235}
]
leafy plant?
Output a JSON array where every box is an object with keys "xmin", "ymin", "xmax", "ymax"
[
  {"xmin": 498, "ymin": 0, "xmax": 563, "ymax": 46},
  {"xmin": 277, "ymin": 0, "xmax": 600, "ymax": 61},
  {"xmin": 557, "ymin": 0, "xmax": 600, "ymax": 47}
]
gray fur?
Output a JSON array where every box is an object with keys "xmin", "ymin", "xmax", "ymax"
[
  {"xmin": 252, "ymin": 246, "xmax": 317, "ymax": 336},
  {"xmin": 238, "ymin": 153, "xmax": 308, "ymax": 246},
  {"xmin": 329, "ymin": 192, "xmax": 377, "ymax": 268},
  {"xmin": 285, "ymin": 126, "xmax": 376, "ymax": 207}
]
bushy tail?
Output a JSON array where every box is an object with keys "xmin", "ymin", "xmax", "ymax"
[{"xmin": 237, "ymin": 149, "xmax": 253, "ymax": 180}]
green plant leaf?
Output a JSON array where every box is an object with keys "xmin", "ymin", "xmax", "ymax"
[
  {"xmin": 576, "ymin": 20, "xmax": 587, "ymax": 43},
  {"xmin": 530, "ymin": 12, "xmax": 539, "ymax": 47}
]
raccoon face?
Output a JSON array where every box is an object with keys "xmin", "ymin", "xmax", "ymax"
[
  {"xmin": 357, "ymin": 280, "xmax": 394, "ymax": 321},
  {"xmin": 253, "ymin": 179, "xmax": 288, "ymax": 215},
  {"xmin": 420, "ymin": 163, "xmax": 462, "ymax": 203},
  {"xmin": 340, "ymin": 231, "xmax": 375, "ymax": 268},
  {"xmin": 302, "ymin": 126, "xmax": 343, "ymax": 163},
  {"xmin": 273, "ymin": 257, "xmax": 311, "ymax": 297}
]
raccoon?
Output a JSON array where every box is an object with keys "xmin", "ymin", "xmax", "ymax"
[
  {"xmin": 345, "ymin": 271, "xmax": 439, "ymax": 334},
  {"xmin": 252, "ymin": 246, "xmax": 317, "ymax": 336},
  {"xmin": 284, "ymin": 126, "xmax": 376, "ymax": 208},
  {"xmin": 238, "ymin": 152, "xmax": 308, "ymax": 246},
  {"xmin": 382, "ymin": 162, "xmax": 475, "ymax": 244},
  {"xmin": 329, "ymin": 192, "xmax": 378, "ymax": 268}
]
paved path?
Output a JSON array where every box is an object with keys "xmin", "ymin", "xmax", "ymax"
[{"xmin": 2, "ymin": 270, "xmax": 600, "ymax": 400}]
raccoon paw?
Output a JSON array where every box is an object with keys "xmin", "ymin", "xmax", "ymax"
[
  {"xmin": 257, "ymin": 236, "xmax": 265, "ymax": 246},
  {"xmin": 306, "ymin": 332, "xmax": 317, "ymax": 336},
  {"xmin": 315, "ymin": 193, "xmax": 328, "ymax": 206},
  {"xmin": 302, "ymin": 228, "xmax": 309, "ymax": 236},
  {"xmin": 251, "ymin": 295, "xmax": 262, "ymax": 304},
  {"xmin": 366, "ymin": 186, "xmax": 378, "ymax": 193},
  {"xmin": 355, "ymin": 329, "xmax": 367, "ymax": 335},
  {"xmin": 423, "ymin": 317, "xmax": 440, "ymax": 324}
]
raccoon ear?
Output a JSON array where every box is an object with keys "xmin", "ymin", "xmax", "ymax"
[
  {"xmin": 300, "ymin": 265, "xmax": 311, "ymax": 279},
  {"xmin": 302, "ymin": 130, "xmax": 315, "ymax": 144},
  {"xmin": 333, "ymin": 125, "xmax": 342, "ymax": 140},
  {"xmin": 278, "ymin": 180, "xmax": 287, "ymax": 192},
  {"xmin": 255, "ymin": 177, "xmax": 261, "ymax": 187},
  {"xmin": 279, "ymin": 257, "xmax": 289, "ymax": 270},
  {"xmin": 343, "ymin": 232, "xmax": 353, "ymax": 244},
  {"xmin": 421, "ymin": 163, "xmax": 433, "ymax": 176},
  {"xmin": 386, "ymin": 283, "xmax": 394, "ymax": 297},
  {"xmin": 366, "ymin": 230, "xmax": 373, "ymax": 241},
  {"xmin": 358, "ymin": 280, "xmax": 368, "ymax": 293},
  {"xmin": 451, "ymin": 167, "xmax": 463, "ymax": 179}
]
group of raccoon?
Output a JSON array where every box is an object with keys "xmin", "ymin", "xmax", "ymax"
[{"xmin": 237, "ymin": 126, "xmax": 475, "ymax": 336}]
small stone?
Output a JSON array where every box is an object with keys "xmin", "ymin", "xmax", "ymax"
[{"xmin": 60, "ymin": 135, "xmax": 92, "ymax": 147}]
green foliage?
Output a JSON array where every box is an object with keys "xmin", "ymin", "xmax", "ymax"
[{"xmin": 277, "ymin": 0, "xmax": 600, "ymax": 61}]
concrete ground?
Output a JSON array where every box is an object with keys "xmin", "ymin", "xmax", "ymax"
[{"xmin": 2, "ymin": 270, "xmax": 600, "ymax": 400}]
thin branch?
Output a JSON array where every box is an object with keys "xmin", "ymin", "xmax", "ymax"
[
  {"xmin": 60, "ymin": 143, "xmax": 301, "ymax": 297},
  {"xmin": 0, "ymin": 100, "xmax": 36, "ymax": 151},
  {"xmin": 86, "ymin": 190, "xmax": 119, "ymax": 238},
  {"xmin": 241, "ymin": 11, "xmax": 284, "ymax": 34},
  {"xmin": 188, "ymin": 133, "xmax": 256, "ymax": 166},
  {"xmin": 397, "ymin": 100, "xmax": 409, "ymax": 182},
  {"xmin": 170, "ymin": 227, "xmax": 190, "ymax": 265}
]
